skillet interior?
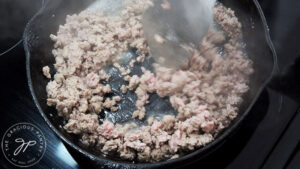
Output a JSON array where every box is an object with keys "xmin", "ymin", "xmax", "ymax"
[{"xmin": 24, "ymin": 0, "xmax": 276, "ymax": 168}]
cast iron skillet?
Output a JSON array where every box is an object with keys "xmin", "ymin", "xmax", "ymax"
[{"xmin": 24, "ymin": 0, "xmax": 277, "ymax": 168}]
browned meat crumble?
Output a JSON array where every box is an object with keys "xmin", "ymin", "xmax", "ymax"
[{"xmin": 43, "ymin": 0, "xmax": 253, "ymax": 162}]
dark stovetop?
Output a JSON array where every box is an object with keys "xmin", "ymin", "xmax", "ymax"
[{"xmin": 0, "ymin": 0, "xmax": 299, "ymax": 169}]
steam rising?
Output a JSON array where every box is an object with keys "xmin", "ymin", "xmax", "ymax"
[
  {"xmin": 85, "ymin": 0, "xmax": 216, "ymax": 69},
  {"xmin": 86, "ymin": 0, "xmax": 123, "ymax": 14},
  {"xmin": 142, "ymin": 0, "xmax": 216, "ymax": 68}
]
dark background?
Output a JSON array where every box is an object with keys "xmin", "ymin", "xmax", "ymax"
[{"xmin": 0, "ymin": 0, "xmax": 299, "ymax": 169}]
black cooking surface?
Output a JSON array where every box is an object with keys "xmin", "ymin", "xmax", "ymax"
[{"xmin": 0, "ymin": 0, "xmax": 299, "ymax": 169}]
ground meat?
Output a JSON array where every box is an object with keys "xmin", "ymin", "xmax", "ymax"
[
  {"xmin": 139, "ymin": 70, "xmax": 157, "ymax": 92},
  {"xmin": 132, "ymin": 108, "xmax": 146, "ymax": 120},
  {"xmin": 137, "ymin": 146, "xmax": 151, "ymax": 161},
  {"xmin": 147, "ymin": 116, "xmax": 154, "ymax": 125},
  {"xmin": 162, "ymin": 115, "xmax": 176, "ymax": 131},
  {"xmin": 214, "ymin": 4, "xmax": 242, "ymax": 40},
  {"xmin": 81, "ymin": 133, "xmax": 98, "ymax": 146},
  {"xmin": 98, "ymin": 70, "xmax": 110, "ymax": 81},
  {"xmin": 86, "ymin": 72, "xmax": 100, "ymax": 88},
  {"xmin": 97, "ymin": 120, "xmax": 117, "ymax": 139},
  {"xmin": 128, "ymin": 75, "xmax": 140, "ymax": 90},
  {"xmin": 124, "ymin": 75, "xmax": 131, "ymax": 82},
  {"xmin": 64, "ymin": 113, "xmax": 99, "ymax": 134},
  {"xmin": 53, "ymin": 73, "xmax": 64, "ymax": 84},
  {"xmin": 89, "ymin": 95, "xmax": 103, "ymax": 113},
  {"xmin": 103, "ymin": 98, "xmax": 118, "ymax": 111},
  {"xmin": 133, "ymin": 86, "xmax": 148, "ymax": 120},
  {"xmin": 102, "ymin": 139, "xmax": 121, "ymax": 153},
  {"xmin": 136, "ymin": 54, "xmax": 145, "ymax": 62},
  {"xmin": 42, "ymin": 66, "xmax": 51, "ymax": 79},
  {"xmin": 102, "ymin": 84, "xmax": 111, "ymax": 93},
  {"xmin": 121, "ymin": 85, "xmax": 127, "ymax": 93},
  {"xmin": 44, "ymin": 0, "xmax": 253, "ymax": 162},
  {"xmin": 114, "ymin": 62, "xmax": 131, "ymax": 75},
  {"xmin": 119, "ymin": 147, "xmax": 136, "ymax": 160},
  {"xmin": 129, "ymin": 59, "xmax": 136, "ymax": 67},
  {"xmin": 155, "ymin": 70, "xmax": 193, "ymax": 97}
]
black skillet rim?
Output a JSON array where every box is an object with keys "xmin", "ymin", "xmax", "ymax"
[{"xmin": 23, "ymin": 0, "xmax": 278, "ymax": 168}]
